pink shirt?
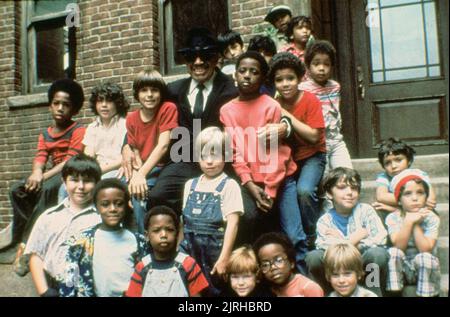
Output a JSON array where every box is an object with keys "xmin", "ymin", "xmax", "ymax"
[
  {"xmin": 220, "ymin": 94, "xmax": 297, "ymax": 198},
  {"xmin": 272, "ymin": 274, "xmax": 324, "ymax": 297}
]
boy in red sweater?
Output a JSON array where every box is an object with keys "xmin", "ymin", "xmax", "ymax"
[
  {"xmin": 220, "ymin": 51, "xmax": 307, "ymax": 274},
  {"xmin": 4, "ymin": 79, "xmax": 85, "ymax": 275}
]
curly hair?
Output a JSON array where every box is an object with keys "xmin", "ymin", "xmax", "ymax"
[
  {"xmin": 268, "ymin": 52, "xmax": 306, "ymax": 83},
  {"xmin": 236, "ymin": 50, "xmax": 269, "ymax": 78},
  {"xmin": 285, "ymin": 15, "xmax": 312, "ymax": 39},
  {"xmin": 89, "ymin": 82, "xmax": 129, "ymax": 117},
  {"xmin": 48, "ymin": 78, "xmax": 85, "ymax": 114},
  {"xmin": 304, "ymin": 40, "xmax": 336, "ymax": 67}
]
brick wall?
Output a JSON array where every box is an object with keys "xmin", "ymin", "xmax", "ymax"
[{"xmin": 0, "ymin": 0, "xmax": 310, "ymax": 229}]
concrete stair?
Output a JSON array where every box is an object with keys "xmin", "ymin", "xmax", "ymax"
[{"xmin": 355, "ymin": 153, "xmax": 449, "ymax": 297}]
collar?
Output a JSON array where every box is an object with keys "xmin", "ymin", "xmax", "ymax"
[
  {"xmin": 46, "ymin": 197, "xmax": 97, "ymax": 216},
  {"xmin": 188, "ymin": 71, "xmax": 217, "ymax": 95},
  {"xmin": 94, "ymin": 114, "xmax": 120, "ymax": 128}
]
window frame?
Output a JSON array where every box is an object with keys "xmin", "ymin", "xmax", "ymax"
[
  {"xmin": 21, "ymin": 1, "xmax": 75, "ymax": 94},
  {"xmin": 158, "ymin": 0, "xmax": 232, "ymax": 76}
]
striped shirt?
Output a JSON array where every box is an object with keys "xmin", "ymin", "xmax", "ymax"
[
  {"xmin": 299, "ymin": 79, "xmax": 343, "ymax": 145},
  {"xmin": 34, "ymin": 121, "xmax": 86, "ymax": 166}
]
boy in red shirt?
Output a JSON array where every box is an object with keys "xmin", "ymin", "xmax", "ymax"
[
  {"xmin": 220, "ymin": 51, "xmax": 308, "ymax": 274},
  {"xmin": 123, "ymin": 69, "xmax": 178, "ymax": 233},
  {"xmin": 4, "ymin": 79, "xmax": 85, "ymax": 275}
]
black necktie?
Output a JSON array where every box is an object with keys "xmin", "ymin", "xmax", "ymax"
[{"xmin": 193, "ymin": 83, "xmax": 205, "ymax": 119}]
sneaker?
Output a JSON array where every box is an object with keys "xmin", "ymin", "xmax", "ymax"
[{"xmin": 13, "ymin": 243, "xmax": 29, "ymax": 277}]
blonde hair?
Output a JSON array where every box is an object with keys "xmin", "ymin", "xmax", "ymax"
[
  {"xmin": 194, "ymin": 126, "xmax": 230, "ymax": 161},
  {"xmin": 324, "ymin": 243, "xmax": 364, "ymax": 280},
  {"xmin": 226, "ymin": 246, "xmax": 259, "ymax": 276}
]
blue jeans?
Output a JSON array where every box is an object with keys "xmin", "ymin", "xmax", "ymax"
[
  {"xmin": 278, "ymin": 176, "xmax": 308, "ymax": 275},
  {"xmin": 296, "ymin": 152, "xmax": 326, "ymax": 241},
  {"xmin": 131, "ymin": 167, "xmax": 162, "ymax": 233}
]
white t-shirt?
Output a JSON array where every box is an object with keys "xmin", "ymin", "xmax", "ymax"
[
  {"xmin": 82, "ymin": 116, "xmax": 127, "ymax": 166},
  {"xmin": 182, "ymin": 173, "xmax": 244, "ymax": 221},
  {"xmin": 93, "ymin": 228, "xmax": 137, "ymax": 297}
]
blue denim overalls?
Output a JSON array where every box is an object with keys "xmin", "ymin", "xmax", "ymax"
[{"xmin": 180, "ymin": 176, "xmax": 229, "ymax": 296}]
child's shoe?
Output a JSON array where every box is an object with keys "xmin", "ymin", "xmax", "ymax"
[{"xmin": 13, "ymin": 243, "xmax": 29, "ymax": 277}]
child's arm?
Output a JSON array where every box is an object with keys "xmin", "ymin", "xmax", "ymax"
[
  {"xmin": 245, "ymin": 181, "xmax": 273, "ymax": 212},
  {"xmin": 29, "ymin": 254, "xmax": 52, "ymax": 296},
  {"xmin": 390, "ymin": 212, "xmax": 426, "ymax": 251},
  {"xmin": 280, "ymin": 107, "xmax": 322, "ymax": 145},
  {"xmin": 412, "ymin": 224, "xmax": 437, "ymax": 253},
  {"xmin": 24, "ymin": 161, "xmax": 46, "ymax": 193},
  {"xmin": 375, "ymin": 186, "xmax": 398, "ymax": 207},
  {"xmin": 426, "ymin": 187, "xmax": 437, "ymax": 210},
  {"xmin": 129, "ymin": 130, "xmax": 171, "ymax": 200},
  {"xmin": 211, "ymin": 213, "xmax": 239, "ymax": 277}
]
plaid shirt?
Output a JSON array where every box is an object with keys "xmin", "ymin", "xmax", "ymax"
[{"xmin": 315, "ymin": 203, "xmax": 387, "ymax": 251}]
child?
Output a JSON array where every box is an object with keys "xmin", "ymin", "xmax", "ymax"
[
  {"xmin": 218, "ymin": 30, "xmax": 244, "ymax": 78},
  {"xmin": 268, "ymin": 52, "xmax": 326, "ymax": 250},
  {"xmin": 300, "ymin": 41, "xmax": 353, "ymax": 173},
  {"xmin": 305, "ymin": 167, "xmax": 389, "ymax": 296},
  {"xmin": 126, "ymin": 206, "xmax": 209, "ymax": 297},
  {"xmin": 385, "ymin": 169, "xmax": 441, "ymax": 297},
  {"xmin": 263, "ymin": 5, "xmax": 292, "ymax": 51},
  {"xmin": 59, "ymin": 179, "xmax": 149, "ymax": 297},
  {"xmin": 220, "ymin": 51, "xmax": 309, "ymax": 275},
  {"xmin": 324, "ymin": 243, "xmax": 378, "ymax": 297},
  {"xmin": 280, "ymin": 16, "xmax": 313, "ymax": 62},
  {"xmin": 180, "ymin": 127, "xmax": 243, "ymax": 296},
  {"xmin": 124, "ymin": 69, "xmax": 178, "ymax": 233},
  {"xmin": 248, "ymin": 35, "xmax": 278, "ymax": 97},
  {"xmin": 58, "ymin": 82, "xmax": 129, "ymax": 201},
  {"xmin": 6, "ymin": 78, "xmax": 86, "ymax": 275},
  {"xmin": 224, "ymin": 245, "xmax": 274, "ymax": 297},
  {"xmin": 373, "ymin": 138, "xmax": 436, "ymax": 215},
  {"xmin": 254, "ymin": 232, "xmax": 323, "ymax": 297},
  {"xmin": 23, "ymin": 154, "xmax": 102, "ymax": 297}
]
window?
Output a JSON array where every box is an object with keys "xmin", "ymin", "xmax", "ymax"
[
  {"xmin": 159, "ymin": 0, "xmax": 231, "ymax": 76},
  {"xmin": 22, "ymin": 0, "xmax": 76, "ymax": 93}
]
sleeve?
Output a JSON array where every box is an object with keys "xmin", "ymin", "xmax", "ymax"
[
  {"xmin": 304, "ymin": 93, "xmax": 325, "ymax": 129},
  {"xmin": 375, "ymin": 173, "xmax": 390, "ymax": 188},
  {"xmin": 385, "ymin": 212, "xmax": 403, "ymax": 236},
  {"xmin": 23, "ymin": 213, "xmax": 49, "ymax": 259},
  {"xmin": 58, "ymin": 240, "xmax": 83, "ymax": 297},
  {"xmin": 304, "ymin": 281, "xmax": 324, "ymax": 297},
  {"xmin": 315, "ymin": 214, "xmax": 347, "ymax": 251},
  {"xmin": 158, "ymin": 102, "xmax": 179, "ymax": 134},
  {"xmin": 423, "ymin": 214, "xmax": 440, "ymax": 240},
  {"xmin": 360, "ymin": 205, "xmax": 387, "ymax": 247},
  {"xmin": 221, "ymin": 179, "xmax": 244, "ymax": 220},
  {"xmin": 126, "ymin": 113, "xmax": 137, "ymax": 148},
  {"xmin": 125, "ymin": 262, "xmax": 145, "ymax": 297},
  {"xmin": 33, "ymin": 133, "xmax": 49, "ymax": 165},
  {"xmin": 183, "ymin": 256, "xmax": 209, "ymax": 296},
  {"xmin": 82, "ymin": 124, "xmax": 95, "ymax": 148},
  {"xmin": 220, "ymin": 107, "xmax": 253, "ymax": 186},
  {"xmin": 65, "ymin": 126, "xmax": 86, "ymax": 160}
]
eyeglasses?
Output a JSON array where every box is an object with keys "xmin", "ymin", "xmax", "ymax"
[{"xmin": 260, "ymin": 256, "xmax": 287, "ymax": 273}]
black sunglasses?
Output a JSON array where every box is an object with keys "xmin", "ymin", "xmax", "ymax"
[{"xmin": 182, "ymin": 50, "xmax": 217, "ymax": 63}]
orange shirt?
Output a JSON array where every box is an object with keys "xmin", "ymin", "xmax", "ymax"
[{"xmin": 272, "ymin": 274, "xmax": 324, "ymax": 297}]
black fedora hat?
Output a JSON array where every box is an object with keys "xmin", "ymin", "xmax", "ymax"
[{"xmin": 178, "ymin": 27, "xmax": 219, "ymax": 56}]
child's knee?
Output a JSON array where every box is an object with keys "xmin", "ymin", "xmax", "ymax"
[
  {"xmin": 363, "ymin": 247, "xmax": 389, "ymax": 267},
  {"xmin": 414, "ymin": 252, "xmax": 439, "ymax": 270},
  {"xmin": 388, "ymin": 247, "xmax": 405, "ymax": 259}
]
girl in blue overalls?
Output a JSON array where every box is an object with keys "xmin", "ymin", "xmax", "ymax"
[{"xmin": 180, "ymin": 127, "xmax": 243, "ymax": 296}]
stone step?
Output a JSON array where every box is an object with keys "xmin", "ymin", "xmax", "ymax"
[
  {"xmin": 359, "ymin": 177, "xmax": 449, "ymax": 204},
  {"xmin": 441, "ymin": 274, "xmax": 448, "ymax": 297},
  {"xmin": 436, "ymin": 204, "xmax": 449, "ymax": 237},
  {"xmin": 352, "ymin": 154, "xmax": 449, "ymax": 180},
  {"xmin": 438, "ymin": 237, "xmax": 449, "ymax": 275}
]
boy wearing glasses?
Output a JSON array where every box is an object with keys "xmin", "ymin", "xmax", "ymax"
[{"xmin": 254, "ymin": 232, "xmax": 323, "ymax": 297}]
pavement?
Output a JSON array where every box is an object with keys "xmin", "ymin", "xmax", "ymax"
[{"xmin": 0, "ymin": 264, "xmax": 36, "ymax": 297}]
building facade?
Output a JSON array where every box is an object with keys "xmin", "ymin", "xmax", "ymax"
[{"xmin": 0, "ymin": 0, "xmax": 448, "ymax": 229}]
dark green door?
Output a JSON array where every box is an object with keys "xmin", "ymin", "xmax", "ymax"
[{"xmin": 336, "ymin": 0, "xmax": 449, "ymax": 157}]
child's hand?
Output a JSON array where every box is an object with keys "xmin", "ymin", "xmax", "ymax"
[
  {"xmin": 351, "ymin": 228, "xmax": 369, "ymax": 241},
  {"xmin": 25, "ymin": 171, "xmax": 44, "ymax": 192},
  {"xmin": 246, "ymin": 182, "xmax": 273, "ymax": 212},
  {"xmin": 128, "ymin": 171, "xmax": 148, "ymax": 201},
  {"xmin": 121, "ymin": 145, "xmax": 137, "ymax": 182},
  {"xmin": 211, "ymin": 257, "xmax": 228, "ymax": 279},
  {"xmin": 258, "ymin": 124, "xmax": 286, "ymax": 144},
  {"xmin": 426, "ymin": 198, "xmax": 437, "ymax": 211},
  {"xmin": 405, "ymin": 210, "xmax": 429, "ymax": 224}
]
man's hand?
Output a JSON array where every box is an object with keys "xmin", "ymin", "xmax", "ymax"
[
  {"xmin": 246, "ymin": 182, "xmax": 273, "ymax": 212},
  {"xmin": 129, "ymin": 171, "xmax": 148, "ymax": 201},
  {"xmin": 25, "ymin": 171, "xmax": 44, "ymax": 193}
]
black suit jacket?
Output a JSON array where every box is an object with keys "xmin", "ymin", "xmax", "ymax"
[{"xmin": 167, "ymin": 69, "xmax": 238, "ymax": 159}]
